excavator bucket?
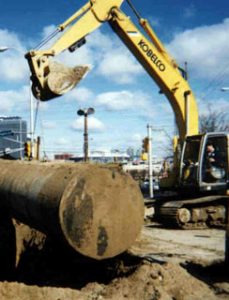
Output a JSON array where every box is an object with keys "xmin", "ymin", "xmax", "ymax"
[{"xmin": 31, "ymin": 61, "xmax": 89, "ymax": 101}]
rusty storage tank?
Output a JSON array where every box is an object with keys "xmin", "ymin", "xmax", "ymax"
[
  {"xmin": 0, "ymin": 160, "xmax": 144, "ymax": 260},
  {"xmin": 226, "ymin": 197, "xmax": 229, "ymax": 266}
]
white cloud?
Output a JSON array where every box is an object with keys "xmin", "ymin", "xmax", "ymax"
[
  {"xmin": 130, "ymin": 133, "xmax": 143, "ymax": 144},
  {"xmin": 0, "ymin": 55, "xmax": 28, "ymax": 81},
  {"xmin": 97, "ymin": 49, "xmax": 143, "ymax": 84},
  {"xmin": 65, "ymin": 86, "xmax": 94, "ymax": 102},
  {"xmin": 38, "ymin": 101, "xmax": 50, "ymax": 111},
  {"xmin": 55, "ymin": 137, "xmax": 69, "ymax": 145},
  {"xmin": 41, "ymin": 120, "xmax": 57, "ymax": 129},
  {"xmin": 95, "ymin": 90, "xmax": 151, "ymax": 112},
  {"xmin": 198, "ymin": 97, "xmax": 229, "ymax": 114},
  {"xmin": 0, "ymin": 86, "xmax": 29, "ymax": 113},
  {"xmin": 87, "ymin": 29, "xmax": 114, "ymax": 50},
  {"xmin": 41, "ymin": 25, "xmax": 57, "ymax": 40},
  {"xmin": 167, "ymin": 19, "xmax": 229, "ymax": 79},
  {"xmin": 0, "ymin": 29, "xmax": 24, "ymax": 52},
  {"xmin": 71, "ymin": 116, "xmax": 105, "ymax": 132},
  {"xmin": 0, "ymin": 29, "xmax": 28, "ymax": 82}
]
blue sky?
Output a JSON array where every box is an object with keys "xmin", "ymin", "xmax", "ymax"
[{"xmin": 0, "ymin": 0, "xmax": 229, "ymax": 158}]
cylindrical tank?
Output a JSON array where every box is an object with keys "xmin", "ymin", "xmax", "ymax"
[
  {"xmin": 226, "ymin": 197, "xmax": 229, "ymax": 266},
  {"xmin": 0, "ymin": 160, "xmax": 144, "ymax": 260}
]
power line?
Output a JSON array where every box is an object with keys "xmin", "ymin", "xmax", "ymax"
[{"xmin": 199, "ymin": 60, "xmax": 229, "ymax": 101}]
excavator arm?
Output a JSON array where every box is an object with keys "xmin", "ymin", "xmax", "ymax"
[
  {"xmin": 25, "ymin": 0, "xmax": 198, "ymax": 142},
  {"xmin": 25, "ymin": 0, "xmax": 124, "ymax": 102},
  {"xmin": 108, "ymin": 6, "xmax": 198, "ymax": 141}
]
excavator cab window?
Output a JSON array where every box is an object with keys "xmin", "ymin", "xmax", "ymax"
[
  {"xmin": 201, "ymin": 135, "xmax": 228, "ymax": 184},
  {"xmin": 180, "ymin": 136, "xmax": 201, "ymax": 185}
]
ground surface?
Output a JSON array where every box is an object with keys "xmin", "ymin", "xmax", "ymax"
[
  {"xmin": 0, "ymin": 209, "xmax": 228, "ymax": 300},
  {"xmin": 132, "ymin": 225, "xmax": 225, "ymax": 264}
]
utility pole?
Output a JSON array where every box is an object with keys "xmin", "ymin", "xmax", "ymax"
[
  {"xmin": 77, "ymin": 108, "xmax": 95, "ymax": 162},
  {"xmin": 147, "ymin": 124, "xmax": 154, "ymax": 198},
  {"xmin": 221, "ymin": 86, "xmax": 229, "ymax": 266},
  {"xmin": 84, "ymin": 112, "xmax": 89, "ymax": 162},
  {"xmin": 30, "ymin": 81, "xmax": 34, "ymax": 160}
]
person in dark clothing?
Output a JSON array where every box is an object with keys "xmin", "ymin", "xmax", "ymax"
[
  {"xmin": 203, "ymin": 143, "xmax": 225, "ymax": 182},
  {"xmin": 205, "ymin": 143, "xmax": 216, "ymax": 168}
]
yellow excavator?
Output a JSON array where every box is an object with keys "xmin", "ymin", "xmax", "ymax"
[{"xmin": 25, "ymin": 0, "xmax": 229, "ymax": 229}]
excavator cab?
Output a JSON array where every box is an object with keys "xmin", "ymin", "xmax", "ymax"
[{"xmin": 180, "ymin": 133, "xmax": 229, "ymax": 193}]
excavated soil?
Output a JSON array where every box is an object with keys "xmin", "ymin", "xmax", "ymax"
[
  {"xmin": 0, "ymin": 261, "xmax": 227, "ymax": 300},
  {"xmin": 0, "ymin": 220, "xmax": 228, "ymax": 300}
]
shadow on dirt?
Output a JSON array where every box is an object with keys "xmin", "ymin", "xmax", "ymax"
[
  {"xmin": 13, "ymin": 239, "xmax": 143, "ymax": 289},
  {"xmin": 182, "ymin": 261, "xmax": 229, "ymax": 294}
]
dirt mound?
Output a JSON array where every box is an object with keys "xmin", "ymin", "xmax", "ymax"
[
  {"xmin": 82, "ymin": 260, "xmax": 221, "ymax": 300},
  {"xmin": 0, "ymin": 207, "xmax": 227, "ymax": 299},
  {"xmin": 0, "ymin": 260, "xmax": 224, "ymax": 300},
  {"xmin": 0, "ymin": 282, "xmax": 83, "ymax": 300}
]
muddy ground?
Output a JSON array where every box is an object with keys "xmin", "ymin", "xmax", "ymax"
[{"xmin": 0, "ymin": 208, "xmax": 228, "ymax": 300}]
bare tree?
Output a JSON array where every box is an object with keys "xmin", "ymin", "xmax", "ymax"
[{"xmin": 200, "ymin": 105, "xmax": 229, "ymax": 133}]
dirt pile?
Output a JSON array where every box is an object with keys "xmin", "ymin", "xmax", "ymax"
[
  {"xmin": 0, "ymin": 259, "xmax": 226, "ymax": 300},
  {"xmin": 0, "ymin": 221, "xmax": 227, "ymax": 300},
  {"xmin": 0, "ymin": 224, "xmax": 228, "ymax": 299},
  {"xmin": 82, "ymin": 260, "xmax": 226, "ymax": 300}
]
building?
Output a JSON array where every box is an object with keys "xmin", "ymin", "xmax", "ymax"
[
  {"xmin": 70, "ymin": 150, "xmax": 130, "ymax": 164},
  {"xmin": 0, "ymin": 116, "xmax": 27, "ymax": 159},
  {"xmin": 54, "ymin": 153, "xmax": 73, "ymax": 160}
]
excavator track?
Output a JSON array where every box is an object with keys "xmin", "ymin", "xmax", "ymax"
[
  {"xmin": 154, "ymin": 195, "xmax": 228, "ymax": 229},
  {"xmin": 156, "ymin": 206, "xmax": 208, "ymax": 229}
]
